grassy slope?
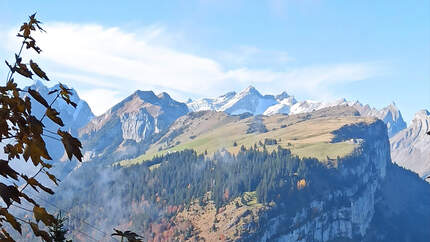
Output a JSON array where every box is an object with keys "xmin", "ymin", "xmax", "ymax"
[{"xmin": 119, "ymin": 109, "xmax": 375, "ymax": 167}]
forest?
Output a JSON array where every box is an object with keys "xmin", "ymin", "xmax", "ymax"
[{"xmin": 50, "ymin": 145, "xmax": 363, "ymax": 236}]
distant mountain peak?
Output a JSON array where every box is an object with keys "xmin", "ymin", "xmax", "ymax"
[
  {"xmin": 244, "ymin": 85, "xmax": 257, "ymax": 92},
  {"xmin": 337, "ymin": 97, "xmax": 348, "ymax": 103},
  {"xmin": 414, "ymin": 109, "xmax": 430, "ymax": 119},
  {"xmin": 239, "ymin": 85, "xmax": 262, "ymax": 97},
  {"xmin": 79, "ymin": 89, "xmax": 188, "ymax": 162},
  {"xmin": 133, "ymin": 90, "xmax": 157, "ymax": 100},
  {"xmin": 275, "ymin": 91, "xmax": 290, "ymax": 101},
  {"xmin": 157, "ymin": 92, "xmax": 172, "ymax": 100}
]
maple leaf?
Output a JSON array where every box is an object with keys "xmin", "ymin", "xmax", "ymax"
[
  {"xmin": 28, "ymin": 88, "xmax": 49, "ymax": 108},
  {"xmin": 0, "ymin": 160, "xmax": 19, "ymax": 180},
  {"xmin": 21, "ymin": 175, "xmax": 54, "ymax": 195},
  {"xmin": 57, "ymin": 130, "xmax": 83, "ymax": 161},
  {"xmin": 29, "ymin": 60, "xmax": 49, "ymax": 81},
  {"xmin": 24, "ymin": 96, "xmax": 32, "ymax": 114},
  {"xmin": 0, "ymin": 228, "xmax": 14, "ymax": 242},
  {"xmin": 29, "ymin": 13, "xmax": 45, "ymax": 33},
  {"xmin": 44, "ymin": 171, "xmax": 59, "ymax": 186},
  {"xmin": 39, "ymin": 161, "xmax": 52, "ymax": 169},
  {"xmin": 48, "ymin": 89, "xmax": 58, "ymax": 95},
  {"xmin": 23, "ymin": 137, "xmax": 52, "ymax": 166},
  {"xmin": 24, "ymin": 40, "xmax": 42, "ymax": 54},
  {"xmin": 28, "ymin": 115, "xmax": 44, "ymax": 136},
  {"xmin": 14, "ymin": 63, "xmax": 33, "ymax": 79},
  {"xmin": 19, "ymin": 22, "xmax": 33, "ymax": 38},
  {"xmin": 30, "ymin": 222, "xmax": 52, "ymax": 242},
  {"xmin": 45, "ymin": 107, "xmax": 64, "ymax": 126},
  {"xmin": 0, "ymin": 208, "xmax": 21, "ymax": 234},
  {"xmin": 0, "ymin": 183, "xmax": 21, "ymax": 207},
  {"xmin": 33, "ymin": 206, "xmax": 56, "ymax": 227},
  {"xmin": 58, "ymin": 84, "xmax": 77, "ymax": 108}
]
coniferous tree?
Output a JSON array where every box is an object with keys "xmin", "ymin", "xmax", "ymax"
[{"xmin": 48, "ymin": 212, "xmax": 70, "ymax": 242}]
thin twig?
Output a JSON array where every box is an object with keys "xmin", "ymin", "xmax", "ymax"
[
  {"xmin": 6, "ymin": 40, "xmax": 25, "ymax": 83},
  {"xmin": 41, "ymin": 133, "xmax": 61, "ymax": 141},
  {"xmin": 11, "ymin": 204, "xmax": 33, "ymax": 213},
  {"xmin": 42, "ymin": 128, "xmax": 58, "ymax": 136},
  {"xmin": 16, "ymin": 167, "xmax": 44, "ymax": 200}
]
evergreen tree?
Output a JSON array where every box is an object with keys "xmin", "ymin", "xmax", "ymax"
[{"xmin": 48, "ymin": 212, "xmax": 70, "ymax": 242}]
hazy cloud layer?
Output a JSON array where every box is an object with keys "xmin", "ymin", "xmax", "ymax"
[{"xmin": 4, "ymin": 23, "xmax": 380, "ymax": 115}]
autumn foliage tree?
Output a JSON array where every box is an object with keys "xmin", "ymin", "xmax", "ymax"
[{"xmin": 0, "ymin": 14, "xmax": 82, "ymax": 241}]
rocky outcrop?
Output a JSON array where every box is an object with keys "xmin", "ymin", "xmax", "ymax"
[
  {"xmin": 79, "ymin": 90, "xmax": 188, "ymax": 163},
  {"xmin": 258, "ymin": 121, "xmax": 389, "ymax": 241},
  {"xmin": 352, "ymin": 102, "xmax": 406, "ymax": 137},
  {"xmin": 390, "ymin": 109, "xmax": 430, "ymax": 178}
]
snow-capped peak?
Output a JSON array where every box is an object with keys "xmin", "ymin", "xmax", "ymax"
[
  {"xmin": 413, "ymin": 109, "xmax": 430, "ymax": 122},
  {"xmin": 186, "ymin": 87, "xmax": 406, "ymax": 136}
]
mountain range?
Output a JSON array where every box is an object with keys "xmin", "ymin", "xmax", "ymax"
[
  {"xmin": 17, "ymin": 81, "xmax": 430, "ymax": 241},
  {"xmin": 187, "ymin": 86, "xmax": 406, "ymax": 137},
  {"xmin": 28, "ymin": 82, "xmax": 424, "ymax": 179}
]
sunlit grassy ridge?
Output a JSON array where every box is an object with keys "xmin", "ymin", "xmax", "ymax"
[{"xmin": 118, "ymin": 108, "xmax": 376, "ymax": 167}]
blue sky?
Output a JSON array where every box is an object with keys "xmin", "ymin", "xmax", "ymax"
[{"xmin": 0, "ymin": 0, "xmax": 429, "ymax": 123}]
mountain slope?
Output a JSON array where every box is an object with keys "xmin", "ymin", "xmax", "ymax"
[
  {"xmin": 390, "ymin": 109, "xmax": 430, "ymax": 178},
  {"xmin": 79, "ymin": 90, "xmax": 188, "ymax": 163},
  {"xmin": 119, "ymin": 106, "xmax": 364, "ymax": 166}
]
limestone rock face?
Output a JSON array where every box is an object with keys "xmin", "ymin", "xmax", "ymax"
[
  {"xmin": 390, "ymin": 109, "xmax": 430, "ymax": 178},
  {"xmin": 352, "ymin": 102, "xmax": 406, "ymax": 137},
  {"xmin": 79, "ymin": 90, "xmax": 188, "ymax": 163},
  {"xmin": 259, "ymin": 121, "xmax": 390, "ymax": 242}
]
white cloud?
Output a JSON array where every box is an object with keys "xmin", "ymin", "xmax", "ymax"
[
  {"xmin": 79, "ymin": 89, "xmax": 123, "ymax": 116},
  {"xmin": 3, "ymin": 22, "xmax": 381, "ymax": 115},
  {"xmin": 217, "ymin": 45, "xmax": 293, "ymax": 68}
]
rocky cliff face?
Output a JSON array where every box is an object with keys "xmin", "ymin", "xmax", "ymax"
[
  {"xmin": 390, "ymin": 109, "xmax": 430, "ymax": 178},
  {"xmin": 258, "ymin": 121, "xmax": 389, "ymax": 242},
  {"xmin": 352, "ymin": 102, "xmax": 406, "ymax": 137},
  {"xmin": 79, "ymin": 90, "xmax": 188, "ymax": 163}
]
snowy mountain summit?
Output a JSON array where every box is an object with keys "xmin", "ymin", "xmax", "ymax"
[
  {"xmin": 188, "ymin": 86, "xmax": 292, "ymax": 115},
  {"xmin": 188, "ymin": 86, "xmax": 406, "ymax": 137}
]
